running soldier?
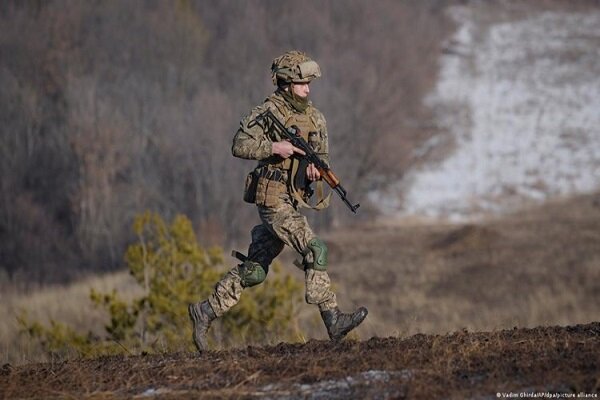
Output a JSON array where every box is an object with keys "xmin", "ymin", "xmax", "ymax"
[{"xmin": 188, "ymin": 50, "xmax": 368, "ymax": 351}]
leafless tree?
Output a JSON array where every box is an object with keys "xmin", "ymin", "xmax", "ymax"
[{"xmin": 0, "ymin": 0, "xmax": 451, "ymax": 284}]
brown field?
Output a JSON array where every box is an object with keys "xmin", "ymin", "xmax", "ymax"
[
  {"xmin": 326, "ymin": 191, "xmax": 600, "ymax": 339},
  {"xmin": 1, "ymin": 322, "xmax": 599, "ymax": 399},
  {"xmin": 1, "ymin": 192, "xmax": 600, "ymax": 398}
]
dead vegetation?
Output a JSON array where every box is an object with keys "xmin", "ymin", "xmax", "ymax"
[
  {"xmin": 325, "ymin": 191, "xmax": 600, "ymax": 340},
  {"xmin": 0, "ymin": 0, "xmax": 450, "ymax": 284},
  {"xmin": 1, "ymin": 322, "xmax": 598, "ymax": 399},
  {"xmin": 3, "ymin": 191, "xmax": 599, "ymax": 368}
]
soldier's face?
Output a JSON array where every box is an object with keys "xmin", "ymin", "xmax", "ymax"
[{"xmin": 291, "ymin": 82, "xmax": 310, "ymax": 98}]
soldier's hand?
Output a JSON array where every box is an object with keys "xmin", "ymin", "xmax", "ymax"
[
  {"xmin": 272, "ymin": 141, "xmax": 305, "ymax": 159},
  {"xmin": 306, "ymin": 163, "xmax": 321, "ymax": 181}
]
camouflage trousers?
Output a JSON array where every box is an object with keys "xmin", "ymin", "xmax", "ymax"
[{"xmin": 207, "ymin": 196, "xmax": 337, "ymax": 317}]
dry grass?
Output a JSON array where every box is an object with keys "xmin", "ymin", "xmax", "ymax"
[
  {"xmin": 325, "ymin": 191, "xmax": 600, "ymax": 339},
  {"xmin": 2, "ymin": 192, "xmax": 600, "ymax": 366},
  {"xmin": 0, "ymin": 272, "xmax": 143, "ymax": 365}
]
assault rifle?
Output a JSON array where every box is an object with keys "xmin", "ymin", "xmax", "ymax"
[{"xmin": 250, "ymin": 109, "xmax": 360, "ymax": 213}]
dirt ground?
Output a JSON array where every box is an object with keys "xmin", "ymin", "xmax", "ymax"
[{"xmin": 1, "ymin": 321, "xmax": 599, "ymax": 399}]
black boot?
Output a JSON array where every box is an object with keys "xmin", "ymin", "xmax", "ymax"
[
  {"xmin": 188, "ymin": 300, "xmax": 216, "ymax": 351},
  {"xmin": 320, "ymin": 306, "xmax": 368, "ymax": 341}
]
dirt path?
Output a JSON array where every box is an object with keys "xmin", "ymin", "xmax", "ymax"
[{"xmin": 1, "ymin": 322, "xmax": 598, "ymax": 399}]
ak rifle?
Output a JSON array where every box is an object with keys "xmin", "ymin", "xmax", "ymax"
[{"xmin": 251, "ymin": 109, "xmax": 360, "ymax": 213}]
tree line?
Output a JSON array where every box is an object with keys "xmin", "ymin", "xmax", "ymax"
[{"xmin": 0, "ymin": 0, "xmax": 451, "ymax": 285}]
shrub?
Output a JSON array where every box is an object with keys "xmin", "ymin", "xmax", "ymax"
[{"xmin": 19, "ymin": 212, "xmax": 303, "ymax": 358}]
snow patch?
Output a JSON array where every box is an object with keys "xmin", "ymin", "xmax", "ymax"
[
  {"xmin": 256, "ymin": 369, "xmax": 412, "ymax": 400},
  {"xmin": 398, "ymin": 7, "xmax": 600, "ymax": 220}
]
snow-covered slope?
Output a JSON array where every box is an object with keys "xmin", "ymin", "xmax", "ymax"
[{"xmin": 401, "ymin": 5, "xmax": 600, "ymax": 220}]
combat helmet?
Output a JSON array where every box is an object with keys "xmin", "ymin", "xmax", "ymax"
[{"xmin": 271, "ymin": 50, "xmax": 321, "ymax": 85}]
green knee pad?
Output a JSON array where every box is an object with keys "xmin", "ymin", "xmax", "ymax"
[
  {"xmin": 239, "ymin": 260, "xmax": 268, "ymax": 287},
  {"xmin": 303, "ymin": 237, "xmax": 328, "ymax": 271}
]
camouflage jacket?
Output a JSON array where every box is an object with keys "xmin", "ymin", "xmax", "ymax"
[{"xmin": 232, "ymin": 90, "xmax": 329, "ymax": 171}]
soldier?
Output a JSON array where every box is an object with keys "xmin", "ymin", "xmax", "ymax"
[{"xmin": 188, "ymin": 50, "xmax": 368, "ymax": 351}]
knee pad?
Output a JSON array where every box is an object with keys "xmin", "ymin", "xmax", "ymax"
[
  {"xmin": 239, "ymin": 260, "xmax": 268, "ymax": 288},
  {"xmin": 303, "ymin": 237, "xmax": 328, "ymax": 271}
]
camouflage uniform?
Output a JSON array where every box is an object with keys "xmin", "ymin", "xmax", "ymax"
[
  {"xmin": 189, "ymin": 51, "xmax": 367, "ymax": 350},
  {"xmin": 208, "ymin": 91, "xmax": 338, "ymax": 317}
]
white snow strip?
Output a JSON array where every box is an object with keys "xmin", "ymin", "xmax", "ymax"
[{"xmin": 396, "ymin": 7, "xmax": 600, "ymax": 220}]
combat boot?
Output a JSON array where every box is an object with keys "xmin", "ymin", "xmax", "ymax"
[
  {"xmin": 320, "ymin": 306, "xmax": 368, "ymax": 341},
  {"xmin": 188, "ymin": 300, "xmax": 216, "ymax": 352}
]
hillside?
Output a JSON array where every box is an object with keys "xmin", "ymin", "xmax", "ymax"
[
  {"xmin": 395, "ymin": 2, "xmax": 600, "ymax": 220},
  {"xmin": 1, "ymin": 322, "xmax": 598, "ymax": 399},
  {"xmin": 325, "ymin": 191, "xmax": 600, "ymax": 341},
  {"xmin": 0, "ymin": 1, "xmax": 448, "ymax": 282}
]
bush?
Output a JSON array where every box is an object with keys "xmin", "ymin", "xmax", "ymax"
[{"xmin": 19, "ymin": 212, "xmax": 303, "ymax": 358}]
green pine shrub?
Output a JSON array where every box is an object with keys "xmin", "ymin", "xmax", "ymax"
[{"xmin": 19, "ymin": 212, "xmax": 303, "ymax": 358}]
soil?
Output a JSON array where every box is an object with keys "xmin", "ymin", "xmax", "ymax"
[{"xmin": 1, "ymin": 322, "xmax": 599, "ymax": 399}]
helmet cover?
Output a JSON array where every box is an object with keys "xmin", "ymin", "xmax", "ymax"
[{"xmin": 271, "ymin": 50, "xmax": 321, "ymax": 85}]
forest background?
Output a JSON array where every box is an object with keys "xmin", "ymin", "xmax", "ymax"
[{"xmin": 0, "ymin": 0, "xmax": 452, "ymax": 286}]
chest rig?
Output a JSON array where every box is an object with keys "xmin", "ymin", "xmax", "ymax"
[{"xmin": 257, "ymin": 96, "xmax": 330, "ymax": 210}]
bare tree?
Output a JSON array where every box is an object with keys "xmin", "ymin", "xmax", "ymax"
[{"xmin": 0, "ymin": 0, "xmax": 451, "ymax": 284}]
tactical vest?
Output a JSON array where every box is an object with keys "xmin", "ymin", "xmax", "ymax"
[
  {"xmin": 255, "ymin": 94, "xmax": 330, "ymax": 210},
  {"xmin": 258, "ymin": 94, "xmax": 318, "ymax": 168}
]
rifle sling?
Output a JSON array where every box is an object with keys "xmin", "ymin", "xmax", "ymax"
[{"xmin": 289, "ymin": 157, "xmax": 331, "ymax": 211}]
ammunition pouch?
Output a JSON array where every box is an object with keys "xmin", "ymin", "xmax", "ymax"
[
  {"xmin": 243, "ymin": 170, "xmax": 259, "ymax": 203},
  {"xmin": 246, "ymin": 167, "xmax": 287, "ymax": 208},
  {"xmin": 294, "ymin": 157, "xmax": 310, "ymax": 196},
  {"xmin": 255, "ymin": 176, "xmax": 286, "ymax": 207}
]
